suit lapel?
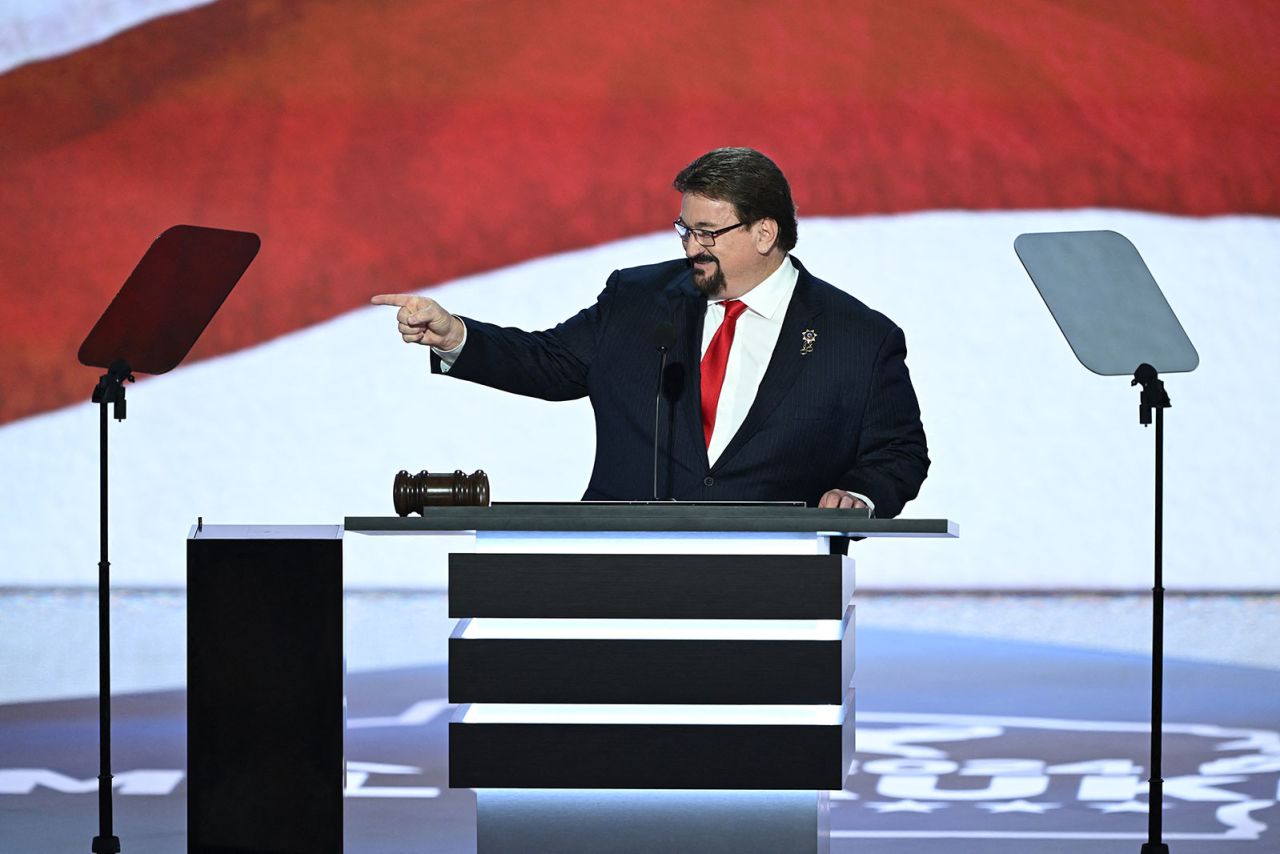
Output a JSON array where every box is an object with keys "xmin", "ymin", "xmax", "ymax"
[
  {"xmin": 662, "ymin": 273, "xmax": 710, "ymax": 471},
  {"xmin": 711, "ymin": 261, "xmax": 825, "ymax": 473}
]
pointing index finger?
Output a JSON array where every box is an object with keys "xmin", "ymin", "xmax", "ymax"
[{"xmin": 370, "ymin": 293, "xmax": 413, "ymax": 307}]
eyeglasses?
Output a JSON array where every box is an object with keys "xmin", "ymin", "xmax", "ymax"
[{"xmin": 674, "ymin": 219, "xmax": 748, "ymax": 247}]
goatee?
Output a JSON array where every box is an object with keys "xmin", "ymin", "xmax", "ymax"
[{"xmin": 690, "ymin": 254, "xmax": 726, "ymax": 298}]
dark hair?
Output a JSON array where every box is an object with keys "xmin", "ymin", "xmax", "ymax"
[{"xmin": 672, "ymin": 147, "xmax": 798, "ymax": 252}]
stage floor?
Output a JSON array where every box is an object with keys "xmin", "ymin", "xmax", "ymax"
[{"xmin": 2, "ymin": 592, "xmax": 1278, "ymax": 852}]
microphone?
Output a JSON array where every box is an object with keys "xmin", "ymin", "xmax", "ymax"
[
  {"xmin": 652, "ymin": 322, "xmax": 676, "ymax": 500},
  {"xmin": 652, "ymin": 322, "xmax": 676, "ymax": 352}
]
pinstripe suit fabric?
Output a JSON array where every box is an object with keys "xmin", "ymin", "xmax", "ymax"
[{"xmin": 434, "ymin": 256, "xmax": 929, "ymax": 517}]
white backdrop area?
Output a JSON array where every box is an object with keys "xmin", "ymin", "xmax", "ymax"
[{"xmin": 1, "ymin": 210, "xmax": 1276, "ymax": 590}]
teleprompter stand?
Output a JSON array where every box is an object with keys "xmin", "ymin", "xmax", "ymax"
[
  {"xmin": 1015, "ymin": 230, "xmax": 1199, "ymax": 853},
  {"xmin": 77, "ymin": 225, "xmax": 259, "ymax": 852}
]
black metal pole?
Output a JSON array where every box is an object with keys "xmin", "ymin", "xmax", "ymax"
[
  {"xmin": 97, "ymin": 393, "xmax": 114, "ymax": 847},
  {"xmin": 1135, "ymin": 363, "xmax": 1169, "ymax": 854},
  {"xmin": 1141, "ymin": 404, "xmax": 1169, "ymax": 853},
  {"xmin": 92, "ymin": 366, "xmax": 126, "ymax": 854}
]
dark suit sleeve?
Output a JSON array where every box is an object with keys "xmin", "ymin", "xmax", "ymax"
[
  {"xmin": 430, "ymin": 272, "xmax": 619, "ymax": 401},
  {"xmin": 837, "ymin": 325, "xmax": 930, "ymax": 518}
]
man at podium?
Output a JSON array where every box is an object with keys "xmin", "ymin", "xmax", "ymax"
[{"xmin": 373, "ymin": 148, "xmax": 929, "ymax": 517}]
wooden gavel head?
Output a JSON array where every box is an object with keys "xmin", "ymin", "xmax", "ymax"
[{"xmin": 393, "ymin": 469, "xmax": 491, "ymax": 516}]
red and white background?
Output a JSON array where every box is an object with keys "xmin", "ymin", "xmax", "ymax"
[{"xmin": 2, "ymin": 0, "xmax": 1277, "ymax": 589}]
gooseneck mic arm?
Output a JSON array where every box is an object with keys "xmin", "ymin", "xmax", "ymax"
[{"xmin": 652, "ymin": 322, "xmax": 677, "ymax": 500}]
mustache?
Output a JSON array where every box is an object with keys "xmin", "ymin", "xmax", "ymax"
[{"xmin": 688, "ymin": 252, "xmax": 717, "ymax": 265}]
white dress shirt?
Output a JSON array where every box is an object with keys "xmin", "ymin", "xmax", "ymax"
[
  {"xmin": 701, "ymin": 255, "xmax": 797, "ymax": 465},
  {"xmin": 702, "ymin": 256, "xmax": 873, "ymax": 511}
]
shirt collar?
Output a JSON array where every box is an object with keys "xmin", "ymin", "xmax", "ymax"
[{"xmin": 711, "ymin": 254, "xmax": 797, "ymax": 320}]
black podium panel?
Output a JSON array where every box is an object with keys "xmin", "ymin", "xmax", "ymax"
[
  {"xmin": 187, "ymin": 525, "xmax": 342, "ymax": 854},
  {"xmin": 449, "ymin": 611, "xmax": 855, "ymax": 705},
  {"xmin": 448, "ymin": 553, "xmax": 852, "ymax": 619},
  {"xmin": 450, "ymin": 689, "xmax": 855, "ymax": 790}
]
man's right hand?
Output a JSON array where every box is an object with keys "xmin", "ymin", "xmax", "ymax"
[{"xmin": 370, "ymin": 293, "xmax": 466, "ymax": 350}]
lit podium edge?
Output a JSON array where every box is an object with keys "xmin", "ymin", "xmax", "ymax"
[
  {"xmin": 344, "ymin": 504, "xmax": 958, "ymax": 536},
  {"xmin": 186, "ymin": 507, "xmax": 956, "ymax": 854}
]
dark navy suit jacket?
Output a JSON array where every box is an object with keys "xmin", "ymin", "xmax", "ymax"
[{"xmin": 435, "ymin": 256, "xmax": 929, "ymax": 517}]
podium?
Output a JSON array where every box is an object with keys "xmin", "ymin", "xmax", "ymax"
[
  {"xmin": 350, "ymin": 505, "xmax": 956, "ymax": 854},
  {"xmin": 186, "ymin": 525, "xmax": 344, "ymax": 854},
  {"xmin": 186, "ymin": 508, "xmax": 954, "ymax": 852}
]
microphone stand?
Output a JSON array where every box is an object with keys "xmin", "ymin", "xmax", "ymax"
[
  {"xmin": 1133, "ymin": 362, "xmax": 1171, "ymax": 854},
  {"xmin": 652, "ymin": 323, "xmax": 675, "ymax": 500},
  {"xmin": 91, "ymin": 358, "xmax": 133, "ymax": 854}
]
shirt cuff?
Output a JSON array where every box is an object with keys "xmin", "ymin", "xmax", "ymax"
[
  {"xmin": 848, "ymin": 491, "xmax": 875, "ymax": 516},
  {"xmin": 431, "ymin": 320, "xmax": 468, "ymax": 372}
]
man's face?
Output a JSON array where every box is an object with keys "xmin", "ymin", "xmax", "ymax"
[{"xmin": 678, "ymin": 193, "xmax": 752, "ymax": 298}]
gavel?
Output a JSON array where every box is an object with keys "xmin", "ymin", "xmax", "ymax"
[{"xmin": 393, "ymin": 469, "xmax": 490, "ymax": 516}]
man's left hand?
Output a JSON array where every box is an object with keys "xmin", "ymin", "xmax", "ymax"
[{"xmin": 818, "ymin": 489, "xmax": 868, "ymax": 510}]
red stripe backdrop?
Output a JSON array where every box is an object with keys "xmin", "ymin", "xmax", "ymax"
[{"xmin": 1, "ymin": 0, "xmax": 1277, "ymax": 424}]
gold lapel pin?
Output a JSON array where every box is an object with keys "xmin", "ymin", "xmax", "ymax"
[{"xmin": 801, "ymin": 329, "xmax": 817, "ymax": 355}]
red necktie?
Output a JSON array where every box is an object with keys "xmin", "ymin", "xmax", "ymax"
[{"xmin": 700, "ymin": 299, "xmax": 749, "ymax": 447}]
